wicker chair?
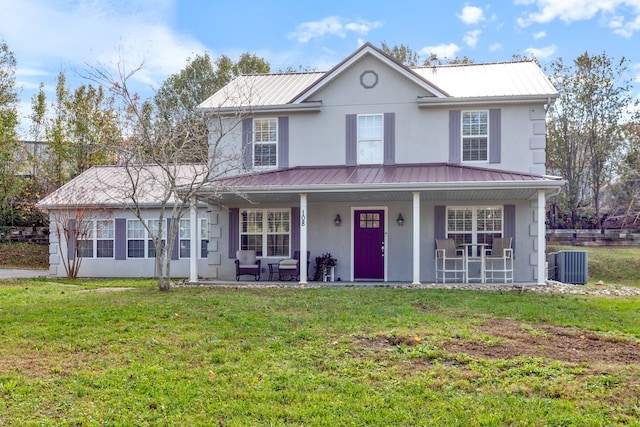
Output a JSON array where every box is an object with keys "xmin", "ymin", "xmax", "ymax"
[{"xmin": 235, "ymin": 250, "xmax": 261, "ymax": 281}]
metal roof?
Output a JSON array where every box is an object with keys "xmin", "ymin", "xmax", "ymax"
[
  {"xmin": 411, "ymin": 61, "xmax": 557, "ymax": 99},
  {"xmin": 198, "ymin": 44, "xmax": 557, "ymax": 112},
  {"xmin": 198, "ymin": 72, "xmax": 324, "ymax": 110},
  {"xmin": 202, "ymin": 164, "xmax": 564, "ymax": 204},
  {"xmin": 37, "ymin": 164, "xmax": 208, "ymax": 209}
]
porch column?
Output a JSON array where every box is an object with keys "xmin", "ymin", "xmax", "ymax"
[
  {"xmin": 299, "ymin": 193, "xmax": 308, "ymax": 284},
  {"xmin": 412, "ymin": 191, "xmax": 421, "ymax": 284},
  {"xmin": 189, "ymin": 197, "xmax": 198, "ymax": 283},
  {"xmin": 537, "ymin": 190, "xmax": 546, "ymax": 285}
]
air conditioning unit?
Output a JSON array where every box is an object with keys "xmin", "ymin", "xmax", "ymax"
[{"xmin": 550, "ymin": 250, "xmax": 588, "ymax": 284}]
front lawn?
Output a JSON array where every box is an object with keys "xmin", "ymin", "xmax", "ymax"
[{"xmin": 1, "ymin": 279, "xmax": 639, "ymax": 425}]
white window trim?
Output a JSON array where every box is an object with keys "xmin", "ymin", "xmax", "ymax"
[
  {"xmin": 357, "ymin": 113, "xmax": 384, "ymax": 165},
  {"xmin": 179, "ymin": 218, "xmax": 191, "ymax": 259},
  {"xmin": 252, "ymin": 117, "xmax": 278, "ymax": 169},
  {"xmin": 240, "ymin": 208, "xmax": 291, "ymax": 258},
  {"xmin": 446, "ymin": 206, "xmax": 504, "ymax": 245},
  {"xmin": 461, "ymin": 110, "xmax": 489, "ymax": 163},
  {"xmin": 199, "ymin": 217, "xmax": 208, "ymax": 259},
  {"xmin": 77, "ymin": 219, "xmax": 115, "ymax": 259},
  {"xmin": 126, "ymin": 219, "xmax": 167, "ymax": 259}
]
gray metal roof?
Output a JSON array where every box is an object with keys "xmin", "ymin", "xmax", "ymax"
[
  {"xmin": 198, "ymin": 43, "xmax": 557, "ymax": 112},
  {"xmin": 412, "ymin": 61, "xmax": 557, "ymax": 99},
  {"xmin": 37, "ymin": 164, "xmax": 208, "ymax": 209},
  {"xmin": 198, "ymin": 72, "xmax": 324, "ymax": 110}
]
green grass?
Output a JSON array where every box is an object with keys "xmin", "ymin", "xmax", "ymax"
[{"xmin": 1, "ymin": 279, "xmax": 639, "ymax": 426}]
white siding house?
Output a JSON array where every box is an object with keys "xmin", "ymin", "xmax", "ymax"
[
  {"xmin": 38, "ymin": 43, "xmax": 564, "ymax": 283},
  {"xmin": 195, "ymin": 43, "xmax": 564, "ymax": 284}
]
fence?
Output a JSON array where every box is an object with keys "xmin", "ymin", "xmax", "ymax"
[
  {"xmin": 547, "ymin": 229, "xmax": 640, "ymax": 247},
  {"xmin": 0, "ymin": 226, "xmax": 49, "ymax": 244}
]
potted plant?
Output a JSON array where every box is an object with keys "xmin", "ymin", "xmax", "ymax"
[{"xmin": 313, "ymin": 252, "xmax": 337, "ymax": 281}]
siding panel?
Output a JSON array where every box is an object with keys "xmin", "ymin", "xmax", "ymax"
[
  {"xmin": 383, "ymin": 112, "xmax": 395, "ymax": 165},
  {"xmin": 278, "ymin": 116, "xmax": 289, "ymax": 168},
  {"xmin": 449, "ymin": 110, "xmax": 461, "ymax": 164},
  {"xmin": 346, "ymin": 114, "xmax": 357, "ymax": 166},
  {"xmin": 489, "ymin": 109, "xmax": 501, "ymax": 163},
  {"xmin": 228, "ymin": 208, "xmax": 239, "ymax": 258},
  {"xmin": 115, "ymin": 218, "xmax": 126, "ymax": 260}
]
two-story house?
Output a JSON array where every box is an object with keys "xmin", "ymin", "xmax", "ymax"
[
  {"xmin": 37, "ymin": 43, "xmax": 564, "ymax": 284},
  {"xmin": 193, "ymin": 43, "xmax": 564, "ymax": 284}
]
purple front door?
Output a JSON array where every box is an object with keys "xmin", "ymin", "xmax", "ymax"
[{"xmin": 354, "ymin": 210, "xmax": 385, "ymax": 280}]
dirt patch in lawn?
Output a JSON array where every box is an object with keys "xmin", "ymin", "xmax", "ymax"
[
  {"xmin": 359, "ymin": 319, "xmax": 640, "ymax": 366},
  {"xmin": 443, "ymin": 319, "xmax": 640, "ymax": 365}
]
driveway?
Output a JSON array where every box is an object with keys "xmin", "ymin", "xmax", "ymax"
[{"xmin": 0, "ymin": 269, "xmax": 48, "ymax": 279}]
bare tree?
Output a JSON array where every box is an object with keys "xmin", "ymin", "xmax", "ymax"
[
  {"xmin": 39, "ymin": 190, "xmax": 113, "ymax": 279},
  {"xmin": 81, "ymin": 58, "xmax": 255, "ymax": 290}
]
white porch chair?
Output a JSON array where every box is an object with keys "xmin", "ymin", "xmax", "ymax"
[
  {"xmin": 484, "ymin": 237, "xmax": 514, "ymax": 283},
  {"xmin": 435, "ymin": 239, "xmax": 466, "ymax": 283}
]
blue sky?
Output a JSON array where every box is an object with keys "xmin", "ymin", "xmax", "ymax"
[{"xmin": 3, "ymin": 0, "xmax": 640, "ymax": 137}]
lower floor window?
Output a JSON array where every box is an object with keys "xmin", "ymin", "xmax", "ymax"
[
  {"xmin": 447, "ymin": 206, "xmax": 503, "ymax": 255},
  {"xmin": 240, "ymin": 209, "xmax": 290, "ymax": 257},
  {"xmin": 76, "ymin": 219, "xmax": 114, "ymax": 258}
]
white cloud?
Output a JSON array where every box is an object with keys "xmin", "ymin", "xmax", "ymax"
[
  {"xmin": 516, "ymin": 0, "xmax": 640, "ymax": 36},
  {"xmin": 419, "ymin": 43, "xmax": 461, "ymax": 60},
  {"xmin": 524, "ymin": 45, "xmax": 558, "ymax": 59},
  {"xmin": 458, "ymin": 5, "xmax": 485, "ymax": 25},
  {"xmin": 0, "ymin": 0, "xmax": 211, "ymax": 137},
  {"xmin": 533, "ymin": 30, "xmax": 547, "ymax": 39},
  {"xmin": 463, "ymin": 30, "xmax": 482, "ymax": 48},
  {"xmin": 288, "ymin": 17, "xmax": 383, "ymax": 43},
  {"xmin": 0, "ymin": 0, "xmax": 207, "ymax": 88},
  {"xmin": 490, "ymin": 43, "xmax": 503, "ymax": 51}
]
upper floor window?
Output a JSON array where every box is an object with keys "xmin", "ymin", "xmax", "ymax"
[
  {"xmin": 240, "ymin": 209, "xmax": 290, "ymax": 257},
  {"xmin": 253, "ymin": 118, "xmax": 277, "ymax": 167},
  {"xmin": 358, "ymin": 114, "xmax": 383, "ymax": 164},
  {"xmin": 462, "ymin": 111, "xmax": 488, "ymax": 162}
]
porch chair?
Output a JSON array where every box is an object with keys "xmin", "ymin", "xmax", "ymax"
[
  {"xmin": 484, "ymin": 237, "xmax": 513, "ymax": 283},
  {"xmin": 235, "ymin": 250, "xmax": 261, "ymax": 281},
  {"xmin": 435, "ymin": 239, "xmax": 466, "ymax": 283},
  {"xmin": 278, "ymin": 251, "xmax": 310, "ymax": 281}
]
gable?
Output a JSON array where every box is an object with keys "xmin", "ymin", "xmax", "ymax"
[
  {"xmin": 292, "ymin": 43, "xmax": 447, "ymax": 105},
  {"xmin": 302, "ymin": 53, "xmax": 439, "ymax": 107}
]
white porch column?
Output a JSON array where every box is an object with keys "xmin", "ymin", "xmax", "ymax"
[
  {"xmin": 189, "ymin": 197, "xmax": 198, "ymax": 283},
  {"xmin": 299, "ymin": 193, "xmax": 308, "ymax": 284},
  {"xmin": 537, "ymin": 190, "xmax": 546, "ymax": 285},
  {"xmin": 412, "ymin": 191, "xmax": 421, "ymax": 284}
]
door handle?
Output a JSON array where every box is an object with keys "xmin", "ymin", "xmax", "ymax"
[{"xmin": 381, "ymin": 242, "xmax": 385, "ymax": 256}]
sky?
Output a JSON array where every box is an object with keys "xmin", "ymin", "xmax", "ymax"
[{"xmin": 3, "ymin": 0, "xmax": 640, "ymax": 138}]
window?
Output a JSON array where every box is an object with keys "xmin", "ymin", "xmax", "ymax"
[
  {"xmin": 96, "ymin": 220, "xmax": 114, "ymax": 258},
  {"xmin": 253, "ymin": 118, "xmax": 277, "ymax": 167},
  {"xmin": 179, "ymin": 219, "xmax": 191, "ymax": 258},
  {"xmin": 200, "ymin": 218, "xmax": 208, "ymax": 259},
  {"xmin": 462, "ymin": 111, "xmax": 488, "ymax": 162},
  {"xmin": 358, "ymin": 114, "xmax": 383, "ymax": 164},
  {"xmin": 75, "ymin": 219, "xmax": 114, "ymax": 258},
  {"xmin": 147, "ymin": 219, "xmax": 164, "ymax": 258},
  {"xmin": 447, "ymin": 207, "xmax": 503, "ymax": 255},
  {"xmin": 127, "ymin": 219, "xmax": 146, "ymax": 258},
  {"xmin": 77, "ymin": 220, "xmax": 94, "ymax": 258},
  {"xmin": 240, "ymin": 209, "xmax": 290, "ymax": 257}
]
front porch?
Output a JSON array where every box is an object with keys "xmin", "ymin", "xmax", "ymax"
[{"xmin": 187, "ymin": 164, "xmax": 565, "ymax": 285}]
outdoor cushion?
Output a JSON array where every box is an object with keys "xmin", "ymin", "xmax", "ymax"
[
  {"xmin": 236, "ymin": 250, "xmax": 257, "ymax": 265},
  {"xmin": 279, "ymin": 259, "xmax": 298, "ymax": 269}
]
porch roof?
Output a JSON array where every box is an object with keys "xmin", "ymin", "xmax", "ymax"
[{"xmin": 198, "ymin": 163, "xmax": 565, "ymax": 204}]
